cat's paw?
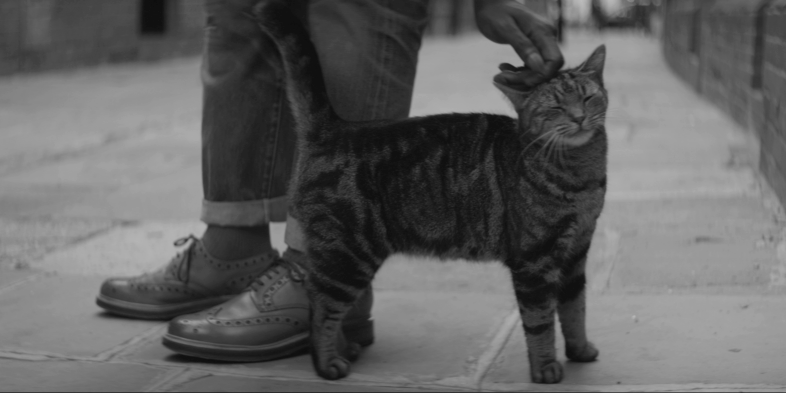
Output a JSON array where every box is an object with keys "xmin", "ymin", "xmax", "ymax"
[
  {"xmin": 531, "ymin": 361, "xmax": 563, "ymax": 384},
  {"xmin": 344, "ymin": 341, "xmax": 362, "ymax": 362},
  {"xmin": 566, "ymin": 341, "xmax": 599, "ymax": 362},
  {"xmin": 316, "ymin": 356, "xmax": 351, "ymax": 380}
]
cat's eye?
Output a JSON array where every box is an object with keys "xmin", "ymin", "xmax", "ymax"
[{"xmin": 583, "ymin": 96, "xmax": 595, "ymax": 104}]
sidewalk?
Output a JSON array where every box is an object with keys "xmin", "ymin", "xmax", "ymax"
[{"xmin": 1, "ymin": 30, "xmax": 786, "ymax": 392}]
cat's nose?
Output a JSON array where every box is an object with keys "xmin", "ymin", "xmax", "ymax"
[{"xmin": 568, "ymin": 108, "xmax": 585, "ymax": 124}]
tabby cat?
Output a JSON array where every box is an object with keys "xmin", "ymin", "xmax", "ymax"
[{"xmin": 257, "ymin": 1, "xmax": 607, "ymax": 384}]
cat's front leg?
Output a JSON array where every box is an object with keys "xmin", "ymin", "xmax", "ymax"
[
  {"xmin": 511, "ymin": 271, "xmax": 562, "ymax": 384},
  {"xmin": 557, "ymin": 252, "xmax": 599, "ymax": 362},
  {"xmin": 308, "ymin": 292, "xmax": 362, "ymax": 380},
  {"xmin": 306, "ymin": 241, "xmax": 378, "ymax": 380},
  {"xmin": 307, "ymin": 275, "xmax": 364, "ymax": 380}
]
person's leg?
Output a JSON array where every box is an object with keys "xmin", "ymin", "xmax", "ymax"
[
  {"xmin": 284, "ymin": 0, "xmax": 430, "ymax": 252},
  {"xmin": 163, "ymin": 0, "xmax": 430, "ymax": 361},
  {"xmin": 96, "ymin": 0, "xmax": 294, "ymax": 320},
  {"xmin": 199, "ymin": 0, "xmax": 298, "ymax": 259}
]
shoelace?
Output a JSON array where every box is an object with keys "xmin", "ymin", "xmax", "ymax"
[
  {"xmin": 248, "ymin": 256, "xmax": 306, "ymax": 291},
  {"xmin": 172, "ymin": 234, "xmax": 199, "ymax": 285}
]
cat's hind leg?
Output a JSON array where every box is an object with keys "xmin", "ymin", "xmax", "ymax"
[
  {"xmin": 511, "ymin": 268, "xmax": 563, "ymax": 384},
  {"xmin": 306, "ymin": 241, "xmax": 382, "ymax": 380},
  {"xmin": 557, "ymin": 250, "xmax": 599, "ymax": 362}
]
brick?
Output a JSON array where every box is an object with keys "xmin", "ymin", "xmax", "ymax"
[
  {"xmin": 762, "ymin": 65, "xmax": 786, "ymax": 102},
  {"xmin": 765, "ymin": 12, "xmax": 786, "ymax": 40},
  {"xmin": 760, "ymin": 122, "xmax": 786, "ymax": 177},
  {"xmin": 760, "ymin": 149, "xmax": 786, "ymax": 208},
  {"xmin": 763, "ymin": 37, "xmax": 786, "ymax": 70}
]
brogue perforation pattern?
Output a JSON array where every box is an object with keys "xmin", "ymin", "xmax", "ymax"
[
  {"xmin": 261, "ymin": 275, "xmax": 290, "ymax": 308},
  {"xmin": 127, "ymin": 284, "xmax": 201, "ymax": 296},
  {"xmin": 203, "ymin": 251, "xmax": 276, "ymax": 271},
  {"xmin": 205, "ymin": 315, "xmax": 303, "ymax": 327},
  {"xmin": 226, "ymin": 273, "xmax": 260, "ymax": 290}
]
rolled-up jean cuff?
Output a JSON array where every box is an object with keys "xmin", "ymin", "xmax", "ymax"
[{"xmin": 201, "ymin": 196, "xmax": 289, "ymax": 226}]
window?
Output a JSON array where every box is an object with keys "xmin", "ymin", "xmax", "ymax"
[{"xmin": 140, "ymin": 0, "xmax": 167, "ymax": 35}]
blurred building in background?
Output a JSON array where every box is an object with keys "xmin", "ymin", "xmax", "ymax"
[
  {"xmin": 426, "ymin": 0, "xmax": 556, "ymax": 36},
  {"xmin": 661, "ymin": 0, "xmax": 786, "ymax": 207},
  {"xmin": 0, "ymin": 0, "xmax": 563, "ymax": 76},
  {"xmin": 0, "ymin": 0, "xmax": 203, "ymax": 75}
]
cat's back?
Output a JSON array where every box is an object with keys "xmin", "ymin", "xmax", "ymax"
[{"xmin": 319, "ymin": 112, "xmax": 517, "ymax": 149}]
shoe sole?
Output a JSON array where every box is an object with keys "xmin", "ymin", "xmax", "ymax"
[
  {"xmin": 161, "ymin": 319, "xmax": 375, "ymax": 362},
  {"xmin": 96, "ymin": 294, "xmax": 236, "ymax": 320}
]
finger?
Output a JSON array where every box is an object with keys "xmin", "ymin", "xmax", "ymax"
[
  {"xmin": 514, "ymin": 35, "xmax": 546, "ymax": 75},
  {"xmin": 496, "ymin": 18, "xmax": 547, "ymax": 75},
  {"xmin": 499, "ymin": 63, "xmax": 532, "ymax": 74},
  {"xmin": 494, "ymin": 69, "xmax": 547, "ymax": 89},
  {"xmin": 499, "ymin": 63, "xmax": 518, "ymax": 72},
  {"xmin": 514, "ymin": 18, "xmax": 564, "ymax": 78}
]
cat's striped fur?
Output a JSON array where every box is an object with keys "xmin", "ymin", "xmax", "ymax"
[{"xmin": 256, "ymin": 0, "xmax": 607, "ymax": 384}]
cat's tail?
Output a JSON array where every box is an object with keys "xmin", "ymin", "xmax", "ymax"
[{"xmin": 255, "ymin": 0, "xmax": 336, "ymax": 143}]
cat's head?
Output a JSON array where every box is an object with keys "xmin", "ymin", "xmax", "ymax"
[{"xmin": 495, "ymin": 45, "xmax": 607, "ymax": 148}]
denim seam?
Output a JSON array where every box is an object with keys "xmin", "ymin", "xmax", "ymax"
[
  {"xmin": 267, "ymin": 76, "xmax": 285, "ymax": 197},
  {"xmin": 373, "ymin": 0, "xmax": 393, "ymax": 119}
]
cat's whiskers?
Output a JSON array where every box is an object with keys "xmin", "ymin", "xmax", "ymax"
[
  {"xmin": 523, "ymin": 130, "xmax": 557, "ymax": 156},
  {"xmin": 538, "ymin": 131, "xmax": 559, "ymax": 160},
  {"xmin": 557, "ymin": 134, "xmax": 566, "ymax": 167},
  {"xmin": 543, "ymin": 131, "xmax": 561, "ymax": 163}
]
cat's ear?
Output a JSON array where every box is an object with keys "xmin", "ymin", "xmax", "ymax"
[
  {"xmin": 577, "ymin": 45, "xmax": 606, "ymax": 84},
  {"xmin": 493, "ymin": 81, "xmax": 533, "ymax": 109}
]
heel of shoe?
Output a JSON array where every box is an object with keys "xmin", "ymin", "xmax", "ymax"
[{"xmin": 342, "ymin": 318, "xmax": 374, "ymax": 347}]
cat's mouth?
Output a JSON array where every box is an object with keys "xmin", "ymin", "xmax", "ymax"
[{"xmin": 560, "ymin": 128, "xmax": 595, "ymax": 147}]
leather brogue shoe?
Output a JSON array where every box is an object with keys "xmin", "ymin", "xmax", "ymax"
[
  {"xmin": 162, "ymin": 248, "xmax": 374, "ymax": 361},
  {"xmin": 96, "ymin": 235, "xmax": 278, "ymax": 320}
]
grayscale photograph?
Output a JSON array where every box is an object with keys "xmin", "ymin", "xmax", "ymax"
[{"xmin": 1, "ymin": 0, "xmax": 785, "ymax": 391}]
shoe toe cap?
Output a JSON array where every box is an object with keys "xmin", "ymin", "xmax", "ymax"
[{"xmin": 100, "ymin": 277, "xmax": 135, "ymax": 299}]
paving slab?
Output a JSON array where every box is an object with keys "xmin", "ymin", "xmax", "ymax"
[
  {"xmin": 0, "ymin": 268, "xmax": 39, "ymax": 290},
  {"xmin": 482, "ymin": 294, "xmax": 786, "ymax": 389},
  {"xmin": 0, "ymin": 132, "xmax": 201, "ymax": 220},
  {"xmin": 0, "ymin": 216, "xmax": 115, "ymax": 270},
  {"xmin": 125, "ymin": 289, "xmax": 515, "ymax": 385},
  {"xmin": 0, "ymin": 358, "xmax": 169, "ymax": 392},
  {"xmin": 52, "ymin": 165, "xmax": 202, "ymax": 221},
  {"xmin": 593, "ymin": 198, "xmax": 783, "ymax": 292},
  {"xmin": 0, "ymin": 273, "xmax": 163, "ymax": 357},
  {"xmin": 0, "ymin": 57, "xmax": 201, "ymax": 176},
  {"xmin": 29, "ymin": 221, "xmax": 207, "ymax": 276},
  {"xmin": 171, "ymin": 374, "xmax": 464, "ymax": 392}
]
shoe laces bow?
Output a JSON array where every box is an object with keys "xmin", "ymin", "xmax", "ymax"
[{"xmin": 171, "ymin": 234, "xmax": 199, "ymax": 285}]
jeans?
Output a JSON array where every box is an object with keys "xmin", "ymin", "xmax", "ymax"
[{"xmin": 199, "ymin": 0, "xmax": 429, "ymax": 248}]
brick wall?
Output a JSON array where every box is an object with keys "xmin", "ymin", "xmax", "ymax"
[
  {"xmin": 0, "ymin": 0, "xmax": 203, "ymax": 75},
  {"xmin": 662, "ymin": 0, "xmax": 786, "ymax": 207},
  {"xmin": 761, "ymin": 0, "xmax": 786, "ymax": 203}
]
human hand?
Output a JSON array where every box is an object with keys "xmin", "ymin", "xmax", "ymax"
[{"xmin": 474, "ymin": 0, "xmax": 564, "ymax": 89}]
